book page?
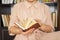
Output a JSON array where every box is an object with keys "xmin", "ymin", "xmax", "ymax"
[
  {"xmin": 25, "ymin": 19, "xmax": 37, "ymax": 29},
  {"xmin": 15, "ymin": 18, "xmax": 37, "ymax": 30}
]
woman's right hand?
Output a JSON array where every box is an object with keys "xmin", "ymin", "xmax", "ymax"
[{"xmin": 9, "ymin": 25, "xmax": 23, "ymax": 35}]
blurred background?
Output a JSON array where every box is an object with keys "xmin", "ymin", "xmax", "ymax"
[{"xmin": 0, "ymin": 0, "xmax": 60, "ymax": 40}]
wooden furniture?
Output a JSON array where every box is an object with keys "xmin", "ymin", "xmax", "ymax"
[
  {"xmin": 57, "ymin": 0, "xmax": 60, "ymax": 30},
  {"xmin": 0, "ymin": 27, "xmax": 15, "ymax": 40},
  {"xmin": 2, "ymin": 27, "xmax": 15, "ymax": 40},
  {"xmin": 1, "ymin": 0, "xmax": 60, "ymax": 40}
]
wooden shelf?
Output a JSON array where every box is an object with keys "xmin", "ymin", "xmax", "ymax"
[
  {"xmin": 45, "ymin": 2, "xmax": 57, "ymax": 6},
  {"xmin": 1, "ymin": 7, "xmax": 11, "ymax": 15}
]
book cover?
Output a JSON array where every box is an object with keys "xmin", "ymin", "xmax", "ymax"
[
  {"xmin": 42, "ymin": 0, "xmax": 45, "ymax": 3},
  {"xmin": 39, "ymin": 0, "xmax": 42, "ymax": 3},
  {"xmin": 45, "ymin": 0, "xmax": 49, "ymax": 2},
  {"xmin": 1, "ymin": 15, "xmax": 10, "ymax": 27},
  {"xmin": 2, "ymin": 0, "xmax": 13, "ymax": 4},
  {"xmin": 51, "ymin": 12, "xmax": 56, "ymax": 27},
  {"xmin": 49, "ymin": 0, "xmax": 54, "ymax": 2}
]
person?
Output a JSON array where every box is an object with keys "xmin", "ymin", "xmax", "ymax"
[{"xmin": 8, "ymin": 0, "xmax": 60, "ymax": 40}]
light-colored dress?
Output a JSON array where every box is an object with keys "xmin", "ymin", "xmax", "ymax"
[{"xmin": 8, "ymin": 1, "xmax": 60, "ymax": 40}]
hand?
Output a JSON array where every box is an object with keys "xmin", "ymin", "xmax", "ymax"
[
  {"xmin": 22, "ymin": 28, "xmax": 35, "ymax": 35},
  {"xmin": 39, "ymin": 24, "xmax": 53, "ymax": 33},
  {"xmin": 9, "ymin": 25, "xmax": 23, "ymax": 35}
]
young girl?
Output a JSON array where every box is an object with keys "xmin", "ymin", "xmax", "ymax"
[{"xmin": 8, "ymin": 0, "xmax": 60, "ymax": 40}]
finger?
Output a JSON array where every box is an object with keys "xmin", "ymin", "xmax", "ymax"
[{"xmin": 22, "ymin": 28, "xmax": 35, "ymax": 35}]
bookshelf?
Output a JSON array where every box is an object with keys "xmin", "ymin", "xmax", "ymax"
[
  {"xmin": 39, "ymin": 0, "xmax": 57, "ymax": 3},
  {"xmin": 39, "ymin": 0, "xmax": 57, "ymax": 6},
  {"xmin": 39, "ymin": 0, "xmax": 57, "ymax": 27},
  {"xmin": 0, "ymin": 15, "xmax": 1, "ymax": 27},
  {"xmin": 1, "ymin": 0, "xmax": 58, "ymax": 28},
  {"xmin": 0, "ymin": 1, "xmax": 57, "ymax": 40},
  {"xmin": 45, "ymin": 2, "xmax": 57, "ymax": 6}
]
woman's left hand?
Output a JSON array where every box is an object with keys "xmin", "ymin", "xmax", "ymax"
[
  {"xmin": 22, "ymin": 28, "xmax": 35, "ymax": 35},
  {"xmin": 39, "ymin": 24, "xmax": 53, "ymax": 33}
]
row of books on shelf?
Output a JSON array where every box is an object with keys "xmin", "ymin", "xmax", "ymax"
[
  {"xmin": 1, "ymin": 11, "xmax": 57, "ymax": 28},
  {"xmin": 2, "ymin": 0, "xmax": 13, "ymax": 4},
  {"xmin": 2, "ymin": 0, "xmax": 57, "ymax": 4},
  {"xmin": 39, "ymin": 0, "xmax": 57, "ymax": 3}
]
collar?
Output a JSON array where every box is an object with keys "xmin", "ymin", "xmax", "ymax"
[{"xmin": 24, "ymin": 1, "xmax": 40, "ymax": 8}]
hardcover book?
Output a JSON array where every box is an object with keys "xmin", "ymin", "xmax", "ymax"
[{"xmin": 15, "ymin": 19, "xmax": 40, "ymax": 32}]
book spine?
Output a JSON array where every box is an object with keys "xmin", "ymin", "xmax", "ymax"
[
  {"xmin": 45, "ymin": 0, "xmax": 49, "ymax": 2},
  {"xmin": 51, "ymin": 12, "xmax": 56, "ymax": 27},
  {"xmin": 39, "ymin": 0, "xmax": 42, "ymax": 3},
  {"xmin": 16, "ymin": 0, "xmax": 20, "ymax": 3},
  {"xmin": 42, "ymin": 0, "xmax": 45, "ymax": 3},
  {"xmin": 42, "ymin": 0, "xmax": 49, "ymax": 3},
  {"xmin": 49, "ymin": 0, "xmax": 54, "ymax": 2},
  {"xmin": 1, "ymin": 15, "xmax": 7, "ymax": 27},
  {"xmin": 23, "ymin": 23, "xmax": 40, "ymax": 32},
  {"xmin": 55, "ymin": 10, "xmax": 57, "ymax": 27},
  {"xmin": 2, "ymin": 0, "xmax": 13, "ymax": 4}
]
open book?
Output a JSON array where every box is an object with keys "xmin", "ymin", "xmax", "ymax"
[{"xmin": 15, "ymin": 19, "xmax": 40, "ymax": 31}]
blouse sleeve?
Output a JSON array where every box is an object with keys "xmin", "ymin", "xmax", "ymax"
[
  {"xmin": 8, "ymin": 5, "xmax": 19, "ymax": 35},
  {"xmin": 44, "ymin": 5, "xmax": 55, "ymax": 31}
]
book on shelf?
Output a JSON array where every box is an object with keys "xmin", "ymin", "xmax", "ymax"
[
  {"xmin": 54, "ymin": 0, "xmax": 57, "ymax": 2},
  {"xmin": 15, "ymin": 18, "xmax": 40, "ymax": 32},
  {"xmin": 51, "ymin": 12, "xmax": 57, "ymax": 27},
  {"xmin": 49, "ymin": 0, "xmax": 53, "ymax": 2},
  {"xmin": 1, "ymin": 15, "xmax": 10, "ymax": 27},
  {"xmin": 55, "ymin": 10, "xmax": 57, "ymax": 27},
  {"xmin": 39, "ymin": 0, "xmax": 42, "ymax": 2},
  {"xmin": 16, "ymin": 0, "xmax": 21, "ymax": 3},
  {"xmin": 39, "ymin": 0, "xmax": 56, "ymax": 3},
  {"xmin": 52, "ymin": 12, "xmax": 56, "ymax": 27},
  {"xmin": 16, "ymin": 0, "xmax": 24, "ymax": 3},
  {"xmin": 13, "ymin": 0, "xmax": 17, "ymax": 3},
  {"xmin": 2, "ymin": 0, "xmax": 13, "ymax": 4}
]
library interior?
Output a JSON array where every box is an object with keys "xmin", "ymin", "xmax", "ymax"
[{"xmin": 0, "ymin": 0, "xmax": 60, "ymax": 40}]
